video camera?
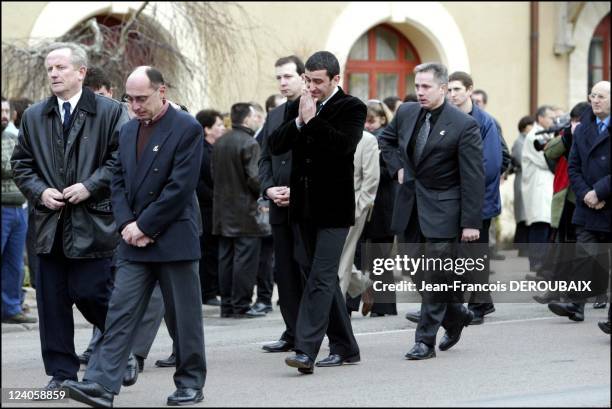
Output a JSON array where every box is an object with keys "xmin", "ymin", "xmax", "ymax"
[{"xmin": 534, "ymin": 113, "xmax": 570, "ymax": 151}]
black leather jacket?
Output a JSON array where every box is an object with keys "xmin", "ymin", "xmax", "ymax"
[{"xmin": 11, "ymin": 88, "xmax": 129, "ymax": 258}]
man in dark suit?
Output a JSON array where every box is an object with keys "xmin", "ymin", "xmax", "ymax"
[
  {"xmin": 549, "ymin": 80, "xmax": 610, "ymax": 322},
  {"xmin": 269, "ymin": 51, "xmax": 364, "ymax": 374},
  {"xmin": 63, "ymin": 66, "xmax": 206, "ymax": 407},
  {"xmin": 379, "ymin": 62, "xmax": 484, "ymax": 360},
  {"xmin": 259, "ymin": 55, "xmax": 306, "ymax": 352}
]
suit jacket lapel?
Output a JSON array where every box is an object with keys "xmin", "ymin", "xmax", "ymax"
[
  {"xmin": 588, "ymin": 122, "xmax": 609, "ymax": 155},
  {"xmin": 121, "ymin": 120, "xmax": 139, "ymax": 201},
  {"xmin": 133, "ymin": 107, "xmax": 176, "ymax": 195}
]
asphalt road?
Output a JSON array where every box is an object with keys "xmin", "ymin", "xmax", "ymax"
[{"xmin": 2, "ymin": 251, "xmax": 610, "ymax": 407}]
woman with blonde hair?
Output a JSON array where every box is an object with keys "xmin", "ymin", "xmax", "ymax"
[{"xmin": 365, "ymin": 99, "xmax": 394, "ymax": 136}]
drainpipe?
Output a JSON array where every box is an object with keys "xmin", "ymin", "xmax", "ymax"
[{"xmin": 530, "ymin": 1, "xmax": 539, "ymax": 115}]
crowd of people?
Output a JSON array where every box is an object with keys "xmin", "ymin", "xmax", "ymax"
[{"xmin": 1, "ymin": 40, "xmax": 610, "ymax": 407}]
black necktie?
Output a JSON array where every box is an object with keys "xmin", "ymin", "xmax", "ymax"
[
  {"xmin": 316, "ymin": 101, "xmax": 323, "ymax": 116},
  {"xmin": 414, "ymin": 112, "xmax": 431, "ymax": 163},
  {"xmin": 62, "ymin": 102, "xmax": 72, "ymax": 134}
]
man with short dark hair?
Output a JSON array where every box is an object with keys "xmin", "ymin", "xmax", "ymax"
[
  {"xmin": 447, "ymin": 71, "xmax": 502, "ymax": 324},
  {"xmin": 259, "ymin": 55, "xmax": 306, "ymax": 352},
  {"xmin": 379, "ymin": 62, "xmax": 484, "ymax": 360},
  {"xmin": 269, "ymin": 51, "xmax": 364, "ymax": 374},
  {"xmin": 213, "ymin": 103, "xmax": 270, "ymax": 318},
  {"xmin": 63, "ymin": 66, "xmax": 206, "ymax": 407},
  {"xmin": 11, "ymin": 42, "xmax": 129, "ymax": 391},
  {"xmin": 83, "ymin": 66, "xmax": 113, "ymax": 98}
]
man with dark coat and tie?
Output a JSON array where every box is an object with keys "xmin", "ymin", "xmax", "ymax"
[
  {"xmin": 10, "ymin": 42, "xmax": 129, "ymax": 391},
  {"xmin": 258, "ymin": 55, "xmax": 306, "ymax": 352},
  {"xmin": 63, "ymin": 66, "xmax": 206, "ymax": 407},
  {"xmin": 548, "ymin": 80, "xmax": 610, "ymax": 323},
  {"xmin": 379, "ymin": 62, "xmax": 484, "ymax": 360},
  {"xmin": 269, "ymin": 51, "xmax": 364, "ymax": 374}
]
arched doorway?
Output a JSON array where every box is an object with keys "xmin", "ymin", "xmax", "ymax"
[
  {"xmin": 345, "ymin": 24, "xmax": 421, "ymax": 101},
  {"xmin": 588, "ymin": 13, "xmax": 610, "ymax": 92}
]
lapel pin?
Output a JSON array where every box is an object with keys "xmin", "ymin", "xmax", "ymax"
[
  {"xmin": 153, "ymin": 145, "xmax": 159, "ymax": 152},
  {"xmin": 440, "ymin": 130, "xmax": 446, "ymax": 136}
]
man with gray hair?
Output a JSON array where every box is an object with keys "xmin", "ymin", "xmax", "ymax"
[
  {"xmin": 379, "ymin": 62, "xmax": 484, "ymax": 360},
  {"xmin": 11, "ymin": 42, "xmax": 129, "ymax": 390}
]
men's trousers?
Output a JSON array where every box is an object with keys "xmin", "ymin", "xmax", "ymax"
[
  {"xmin": 37, "ymin": 254, "xmax": 113, "ymax": 381},
  {"xmin": 468, "ymin": 218, "xmax": 494, "ymax": 312},
  {"xmin": 85, "ymin": 260, "xmax": 205, "ymax": 394},
  {"xmin": 400, "ymin": 205, "xmax": 469, "ymax": 348},
  {"xmin": 1, "ymin": 206, "xmax": 28, "ymax": 318},
  {"xmin": 292, "ymin": 223, "xmax": 359, "ymax": 360},
  {"xmin": 199, "ymin": 207, "xmax": 220, "ymax": 303},
  {"xmin": 256, "ymin": 235, "xmax": 274, "ymax": 305},
  {"xmin": 218, "ymin": 236, "xmax": 261, "ymax": 315},
  {"xmin": 272, "ymin": 223, "xmax": 304, "ymax": 344}
]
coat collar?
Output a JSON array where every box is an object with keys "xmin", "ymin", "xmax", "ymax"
[{"xmin": 43, "ymin": 87, "xmax": 97, "ymax": 115}]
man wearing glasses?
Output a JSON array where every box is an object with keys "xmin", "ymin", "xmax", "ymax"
[{"xmin": 63, "ymin": 66, "xmax": 206, "ymax": 407}]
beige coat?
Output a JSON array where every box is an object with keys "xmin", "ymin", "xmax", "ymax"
[
  {"xmin": 521, "ymin": 123, "xmax": 554, "ymax": 225},
  {"xmin": 353, "ymin": 131, "xmax": 380, "ymax": 219}
]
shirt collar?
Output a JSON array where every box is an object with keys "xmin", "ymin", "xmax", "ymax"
[
  {"xmin": 141, "ymin": 100, "xmax": 169, "ymax": 127},
  {"xmin": 596, "ymin": 116, "xmax": 610, "ymax": 127},
  {"xmin": 319, "ymin": 86, "xmax": 339, "ymax": 107},
  {"xmin": 56, "ymin": 89, "xmax": 82, "ymax": 114}
]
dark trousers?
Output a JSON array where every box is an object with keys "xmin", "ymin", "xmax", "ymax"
[
  {"xmin": 567, "ymin": 228, "xmax": 612, "ymax": 302},
  {"xmin": 199, "ymin": 208, "xmax": 220, "ymax": 302},
  {"xmin": 272, "ymin": 223, "xmax": 304, "ymax": 344},
  {"xmin": 218, "ymin": 236, "xmax": 261, "ymax": 314},
  {"xmin": 513, "ymin": 221, "xmax": 529, "ymax": 257},
  {"xmin": 400, "ymin": 205, "xmax": 469, "ymax": 347},
  {"xmin": 468, "ymin": 218, "xmax": 494, "ymax": 313},
  {"xmin": 527, "ymin": 222, "xmax": 551, "ymax": 273},
  {"xmin": 292, "ymin": 223, "xmax": 359, "ymax": 361},
  {"xmin": 36, "ymin": 254, "xmax": 113, "ymax": 381},
  {"xmin": 256, "ymin": 235, "xmax": 274, "ymax": 305},
  {"xmin": 85, "ymin": 260, "xmax": 205, "ymax": 394}
]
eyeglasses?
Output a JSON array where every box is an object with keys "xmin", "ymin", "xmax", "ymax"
[
  {"xmin": 123, "ymin": 89, "xmax": 159, "ymax": 105},
  {"xmin": 589, "ymin": 93, "xmax": 608, "ymax": 101}
]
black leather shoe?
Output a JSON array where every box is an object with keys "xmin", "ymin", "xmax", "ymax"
[
  {"xmin": 470, "ymin": 314, "xmax": 484, "ymax": 325},
  {"xmin": 63, "ymin": 380, "xmax": 114, "ymax": 408},
  {"xmin": 122, "ymin": 353, "xmax": 138, "ymax": 387},
  {"xmin": 405, "ymin": 309, "xmax": 420, "ymax": 323},
  {"xmin": 155, "ymin": 353, "xmax": 176, "ymax": 368},
  {"xmin": 245, "ymin": 308, "xmax": 266, "ymax": 318},
  {"xmin": 220, "ymin": 311, "xmax": 232, "ymax": 318},
  {"xmin": 548, "ymin": 302, "xmax": 585, "ymax": 322},
  {"xmin": 593, "ymin": 302, "xmax": 607, "ymax": 309},
  {"xmin": 439, "ymin": 310, "xmax": 473, "ymax": 351},
  {"xmin": 167, "ymin": 388, "xmax": 204, "ymax": 406},
  {"xmin": 533, "ymin": 291, "xmax": 560, "ymax": 304},
  {"xmin": 262, "ymin": 340, "xmax": 294, "ymax": 352},
  {"xmin": 315, "ymin": 353, "xmax": 360, "ymax": 367},
  {"xmin": 285, "ymin": 353, "xmax": 314, "ymax": 374},
  {"xmin": 251, "ymin": 302, "xmax": 273, "ymax": 313},
  {"xmin": 78, "ymin": 351, "xmax": 91, "ymax": 365},
  {"xmin": 598, "ymin": 321, "xmax": 611, "ymax": 334},
  {"xmin": 405, "ymin": 342, "xmax": 436, "ymax": 360},
  {"xmin": 43, "ymin": 378, "xmax": 65, "ymax": 391},
  {"xmin": 135, "ymin": 355, "xmax": 144, "ymax": 373}
]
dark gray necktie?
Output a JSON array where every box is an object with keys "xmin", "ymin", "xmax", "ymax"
[{"xmin": 414, "ymin": 112, "xmax": 431, "ymax": 162}]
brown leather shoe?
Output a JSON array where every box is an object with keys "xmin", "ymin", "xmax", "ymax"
[{"xmin": 361, "ymin": 286, "xmax": 374, "ymax": 316}]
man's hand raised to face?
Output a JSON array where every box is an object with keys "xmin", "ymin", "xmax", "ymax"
[{"xmin": 299, "ymin": 89, "xmax": 317, "ymax": 125}]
